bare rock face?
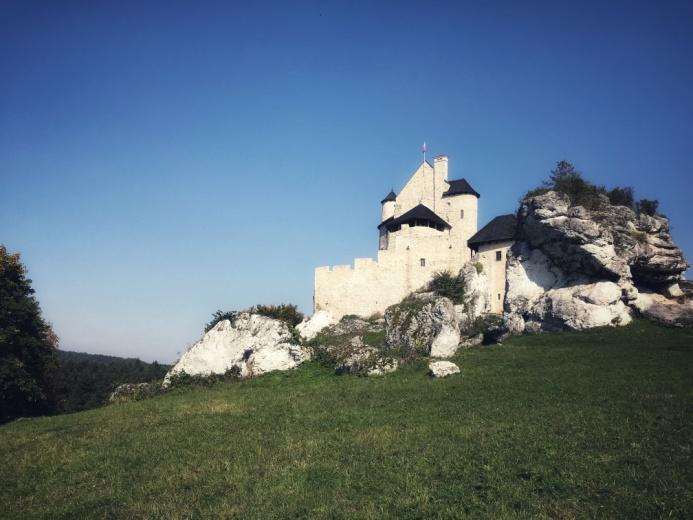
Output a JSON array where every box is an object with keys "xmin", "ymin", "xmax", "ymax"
[
  {"xmin": 164, "ymin": 314, "xmax": 308, "ymax": 385},
  {"xmin": 297, "ymin": 310, "xmax": 336, "ymax": 341},
  {"xmin": 631, "ymin": 291, "xmax": 693, "ymax": 326},
  {"xmin": 454, "ymin": 262, "xmax": 493, "ymax": 328},
  {"xmin": 516, "ymin": 192, "xmax": 687, "ymax": 291},
  {"xmin": 429, "ymin": 361, "xmax": 460, "ymax": 378},
  {"xmin": 505, "ymin": 191, "xmax": 689, "ymax": 332},
  {"xmin": 384, "ymin": 294, "xmax": 460, "ymax": 358}
]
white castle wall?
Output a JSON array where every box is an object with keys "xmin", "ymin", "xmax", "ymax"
[{"xmin": 475, "ymin": 240, "xmax": 513, "ymax": 313}]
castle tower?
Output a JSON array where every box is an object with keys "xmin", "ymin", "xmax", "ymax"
[{"xmin": 381, "ymin": 190, "xmax": 396, "ymax": 221}]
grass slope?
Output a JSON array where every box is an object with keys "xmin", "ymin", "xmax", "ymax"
[{"xmin": 2, "ymin": 321, "xmax": 692, "ymax": 519}]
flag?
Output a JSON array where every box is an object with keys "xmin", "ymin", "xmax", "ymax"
[{"xmin": 422, "ymin": 142, "xmax": 427, "ymax": 154}]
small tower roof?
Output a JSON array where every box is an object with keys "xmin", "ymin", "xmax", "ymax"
[
  {"xmin": 442, "ymin": 178, "xmax": 480, "ymax": 198},
  {"xmin": 468, "ymin": 214, "xmax": 517, "ymax": 249},
  {"xmin": 380, "ymin": 190, "xmax": 397, "ymax": 204}
]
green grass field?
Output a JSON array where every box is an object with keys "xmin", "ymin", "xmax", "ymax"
[{"xmin": 2, "ymin": 320, "xmax": 692, "ymax": 519}]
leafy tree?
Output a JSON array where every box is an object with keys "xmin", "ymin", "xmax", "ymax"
[{"xmin": 0, "ymin": 246, "xmax": 59, "ymax": 423}]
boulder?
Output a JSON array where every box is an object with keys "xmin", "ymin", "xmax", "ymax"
[
  {"xmin": 429, "ymin": 361, "xmax": 460, "ymax": 378},
  {"xmin": 631, "ymin": 291, "xmax": 693, "ymax": 326},
  {"xmin": 296, "ymin": 310, "xmax": 336, "ymax": 341},
  {"xmin": 310, "ymin": 316, "xmax": 394, "ymax": 376},
  {"xmin": 335, "ymin": 337, "xmax": 398, "ymax": 376},
  {"xmin": 164, "ymin": 313, "xmax": 308, "ymax": 385},
  {"xmin": 109, "ymin": 382, "xmax": 155, "ymax": 403},
  {"xmin": 384, "ymin": 294, "xmax": 461, "ymax": 358},
  {"xmin": 505, "ymin": 191, "xmax": 689, "ymax": 332}
]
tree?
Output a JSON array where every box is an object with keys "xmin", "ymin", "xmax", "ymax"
[{"xmin": 0, "ymin": 246, "xmax": 59, "ymax": 423}]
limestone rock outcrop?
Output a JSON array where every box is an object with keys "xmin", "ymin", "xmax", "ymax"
[
  {"xmin": 454, "ymin": 262, "xmax": 493, "ymax": 330},
  {"xmin": 429, "ymin": 361, "xmax": 460, "ymax": 378},
  {"xmin": 297, "ymin": 310, "xmax": 336, "ymax": 341},
  {"xmin": 505, "ymin": 191, "xmax": 689, "ymax": 332},
  {"xmin": 384, "ymin": 294, "xmax": 461, "ymax": 358},
  {"xmin": 164, "ymin": 313, "xmax": 308, "ymax": 385},
  {"xmin": 309, "ymin": 316, "xmax": 395, "ymax": 376}
]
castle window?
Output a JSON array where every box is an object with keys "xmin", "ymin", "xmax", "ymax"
[
  {"xmin": 460, "ymin": 209, "xmax": 464, "ymax": 219},
  {"xmin": 420, "ymin": 258, "xmax": 426, "ymax": 267},
  {"xmin": 496, "ymin": 251, "xmax": 502, "ymax": 261},
  {"xmin": 498, "ymin": 293, "xmax": 501, "ymax": 300}
]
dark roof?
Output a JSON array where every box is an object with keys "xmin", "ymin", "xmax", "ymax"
[
  {"xmin": 468, "ymin": 214, "xmax": 516, "ymax": 248},
  {"xmin": 378, "ymin": 204, "xmax": 451, "ymax": 231},
  {"xmin": 380, "ymin": 190, "xmax": 397, "ymax": 204},
  {"xmin": 443, "ymin": 178, "xmax": 480, "ymax": 198}
]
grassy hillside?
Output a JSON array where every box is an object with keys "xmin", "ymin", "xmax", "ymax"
[{"xmin": 2, "ymin": 321, "xmax": 692, "ymax": 519}]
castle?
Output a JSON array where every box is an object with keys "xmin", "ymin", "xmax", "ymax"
[{"xmin": 314, "ymin": 153, "xmax": 515, "ymax": 319}]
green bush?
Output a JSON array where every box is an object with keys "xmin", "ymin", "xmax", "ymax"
[
  {"xmin": 204, "ymin": 310, "xmax": 238, "ymax": 333},
  {"xmin": 429, "ymin": 271, "xmax": 465, "ymax": 304},
  {"xmin": 636, "ymin": 198, "xmax": 659, "ymax": 216},
  {"xmin": 607, "ymin": 186, "xmax": 634, "ymax": 208},
  {"xmin": 167, "ymin": 366, "xmax": 242, "ymax": 389},
  {"xmin": 251, "ymin": 304, "xmax": 304, "ymax": 328},
  {"xmin": 474, "ymin": 262, "xmax": 484, "ymax": 274}
]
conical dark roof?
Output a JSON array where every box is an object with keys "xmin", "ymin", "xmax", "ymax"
[
  {"xmin": 381, "ymin": 190, "xmax": 397, "ymax": 204},
  {"xmin": 443, "ymin": 178, "xmax": 480, "ymax": 198}
]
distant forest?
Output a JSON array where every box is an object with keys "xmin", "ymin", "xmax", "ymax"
[{"xmin": 54, "ymin": 351, "xmax": 170, "ymax": 413}]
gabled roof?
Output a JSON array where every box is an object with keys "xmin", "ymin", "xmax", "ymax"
[
  {"xmin": 443, "ymin": 178, "xmax": 480, "ymax": 198},
  {"xmin": 378, "ymin": 204, "xmax": 451, "ymax": 231},
  {"xmin": 380, "ymin": 190, "xmax": 397, "ymax": 204},
  {"xmin": 468, "ymin": 214, "xmax": 516, "ymax": 248}
]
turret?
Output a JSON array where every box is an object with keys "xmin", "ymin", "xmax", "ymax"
[{"xmin": 381, "ymin": 190, "xmax": 396, "ymax": 221}]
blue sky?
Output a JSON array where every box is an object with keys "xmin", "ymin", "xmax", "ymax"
[{"xmin": 2, "ymin": 1, "xmax": 692, "ymax": 362}]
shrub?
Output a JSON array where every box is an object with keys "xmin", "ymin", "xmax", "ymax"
[
  {"xmin": 429, "ymin": 271, "xmax": 465, "ymax": 304},
  {"xmin": 526, "ymin": 161, "xmax": 648, "ymax": 213},
  {"xmin": 474, "ymin": 262, "xmax": 484, "ymax": 274},
  {"xmin": 251, "ymin": 304, "xmax": 304, "ymax": 328},
  {"xmin": 607, "ymin": 186, "xmax": 634, "ymax": 208},
  {"xmin": 204, "ymin": 310, "xmax": 238, "ymax": 333},
  {"xmin": 167, "ymin": 366, "xmax": 242, "ymax": 389},
  {"xmin": 636, "ymin": 199, "xmax": 659, "ymax": 217}
]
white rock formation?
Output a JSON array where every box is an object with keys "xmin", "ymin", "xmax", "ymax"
[
  {"xmin": 505, "ymin": 244, "xmax": 632, "ymax": 332},
  {"xmin": 631, "ymin": 290, "xmax": 693, "ymax": 325},
  {"xmin": 457, "ymin": 262, "xmax": 493, "ymax": 324},
  {"xmin": 296, "ymin": 310, "xmax": 336, "ymax": 341},
  {"xmin": 430, "ymin": 322, "xmax": 462, "ymax": 358},
  {"xmin": 385, "ymin": 294, "xmax": 461, "ymax": 358},
  {"xmin": 164, "ymin": 313, "xmax": 308, "ymax": 385},
  {"xmin": 429, "ymin": 361, "xmax": 460, "ymax": 378}
]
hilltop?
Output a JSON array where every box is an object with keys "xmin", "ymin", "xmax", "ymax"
[{"xmin": 2, "ymin": 321, "xmax": 692, "ymax": 519}]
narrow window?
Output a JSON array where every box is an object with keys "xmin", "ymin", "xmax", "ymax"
[
  {"xmin": 498, "ymin": 293, "xmax": 501, "ymax": 300},
  {"xmin": 496, "ymin": 251, "xmax": 502, "ymax": 261},
  {"xmin": 460, "ymin": 209, "xmax": 464, "ymax": 219},
  {"xmin": 420, "ymin": 258, "xmax": 426, "ymax": 267}
]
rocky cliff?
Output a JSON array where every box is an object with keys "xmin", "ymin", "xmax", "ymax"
[{"xmin": 505, "ymin": 191, "xmax": 690, "ymax": 332}]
